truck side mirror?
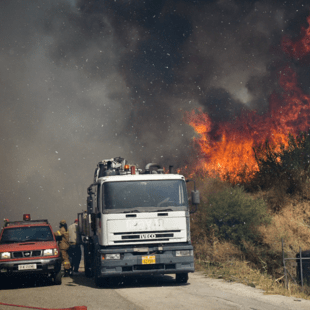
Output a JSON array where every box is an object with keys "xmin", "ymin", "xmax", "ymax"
[
  {"xmin": 190, "ymin": 190, "xmax": 200, "ymax": 214},
  {"xmin": 191, "ymin": 190, "xmax": 200, "ymax": 205}
]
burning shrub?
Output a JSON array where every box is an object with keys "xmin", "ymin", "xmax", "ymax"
[
  {"xmin": 252, "ymin": 131, "xmax": 310, "ymax": 209},
  {"xmin": 202, "ymin": 186, "xmax": 270, "ymax": 245}
]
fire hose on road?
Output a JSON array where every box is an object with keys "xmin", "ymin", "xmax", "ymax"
[{"xmin": 0, "ymin": 303, "xmax": 87, "ymax": 310}]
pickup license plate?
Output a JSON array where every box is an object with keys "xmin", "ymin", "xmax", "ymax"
[
  {"xmin": 142, "ymin": 255, "xmax": 156, "ymax": 264},
  {"xmin": 18, "ymin": 264, "xmax": 37, "ymax": 270}
]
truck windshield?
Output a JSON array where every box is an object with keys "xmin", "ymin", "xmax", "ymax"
[
  {"xmin": 103, "ymin": 180, "xmax": 187, "ymax": 210},
  {"xmin": 0, "ymin": 226, "xmax": 54, "ymax": 244}
]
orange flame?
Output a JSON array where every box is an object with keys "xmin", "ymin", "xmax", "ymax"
[{"xmin": 184, "ymin": 16, "xmax": 310, "ymax": 183}]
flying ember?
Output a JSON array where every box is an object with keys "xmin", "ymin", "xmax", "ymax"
[{"xmin": 185, "ymin": 15, "xmax": 310, "ymax": 184}]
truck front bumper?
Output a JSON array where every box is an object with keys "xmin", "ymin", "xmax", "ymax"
[
  {"xmin": 97, "ymin": 244, "xmax": 194, "ymax": 278},
  {"xmin": 0, "ymin": 257, "xmax": 61, "ymax": 276}
]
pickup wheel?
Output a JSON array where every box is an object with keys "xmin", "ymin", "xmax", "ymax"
[
  {"xmin": 53, "ymin": 270, "xmax": 62, "ymax": 285},
  {"xmin": 175, "ymin": 273, "xmax": 188, "ymax": 284}
]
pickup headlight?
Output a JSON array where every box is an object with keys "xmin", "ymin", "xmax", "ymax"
[
  {"xmin": 0, "ymin": 252, "xmax": 11, "ymax": 259},
  {"xmin": 43, "ymin": 249, "xmax": 58, "ymax": 256},
  {"xmin": 105, "ymin": 254, "xmax": 121, "ymax": 260},
  {"xmin": 175, "ymin": 250, "xmax": 193, "ymax": 257}
]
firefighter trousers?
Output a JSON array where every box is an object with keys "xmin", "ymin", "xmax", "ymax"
[{"xmin": 60, "ymin": 249, "xmax": 71, "ymax": 270}]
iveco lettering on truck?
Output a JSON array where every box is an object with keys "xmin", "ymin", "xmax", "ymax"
[{"xmin": 78, "ymin": 157, "xmax": 200, "ymax": 286}]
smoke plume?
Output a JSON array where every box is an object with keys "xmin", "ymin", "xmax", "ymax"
[{"xmin": 0, "ymin": 0, "xmax": 309, "ymax": 228}]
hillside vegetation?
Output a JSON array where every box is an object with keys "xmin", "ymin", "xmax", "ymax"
[{"xmin": 190, "ymin": 131, "xmax": 310, "ymax": 298}]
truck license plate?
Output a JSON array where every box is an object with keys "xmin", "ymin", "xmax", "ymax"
[
  {"xmin": 142, "ymin": 255, "xmax": 156, "ymax": 264},
  {"xmin": 18, "ymin": 264, "xmax": 37, "ymax": 270}
]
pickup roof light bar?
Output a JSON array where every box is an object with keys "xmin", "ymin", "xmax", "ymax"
[{"xmin": 23, "ymin": 214, "xmax": 31, "ymax": 221}]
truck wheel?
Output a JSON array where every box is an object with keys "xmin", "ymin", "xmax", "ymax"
[
  {"xmin": 175, "ymin": 273, "xmax": 188, "ymax": 284},
  {"xmin": 53, "ymin": 270, "xmax": 62, "ymax": 285}
]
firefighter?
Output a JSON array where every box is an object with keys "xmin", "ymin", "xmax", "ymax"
[
  {"xmin": 68, "ymin": 218, "xmax": 81, "ymax": 275},
  {"xmin": 55, "ymin": 220, "xmax": 71, "ymax": 277}
]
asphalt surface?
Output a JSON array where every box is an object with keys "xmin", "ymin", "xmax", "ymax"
[{"xmin": 0, "ymin": 268, "xmax": 310, "ymax": 310}]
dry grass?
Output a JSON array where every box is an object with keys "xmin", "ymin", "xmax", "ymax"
[
  {"xmin": 259, "ymin": 202, "xmax": 310, "ymax": 253},
  {"xmin": 195, "ymin": 258, "xmax": 310, "ymax": 299},
  {"xmin": 192, "ymin": 233, "xmax": 243, "ymax": 263},
  {"xmin": 252, "ymin": 189, "xmax": 310, "ymax": 255}
]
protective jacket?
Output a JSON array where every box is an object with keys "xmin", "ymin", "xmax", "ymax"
[{"xmin": 55, "ymin": 226, "xmax": 70, "ymax": 250}]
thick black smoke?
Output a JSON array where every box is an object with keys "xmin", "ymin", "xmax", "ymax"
[{"xmin": 0, "ymin": 0, "xmax": 309, "ymax": 228}]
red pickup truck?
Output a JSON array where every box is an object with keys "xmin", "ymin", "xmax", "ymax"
[{"xmin": 0, "ymin": 214, "xmax": 62, "ymax": 285}]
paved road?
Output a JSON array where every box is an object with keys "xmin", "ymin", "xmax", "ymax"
[{"xmin": 0, "ymin": 270, "xmax": 310, "ymax": 310}]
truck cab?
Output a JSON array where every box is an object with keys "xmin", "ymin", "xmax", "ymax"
[
  {"xmin": 0, "ymin": 214, "xmax": 62, "ymax": 285},
  {"xmin": 79, "ymin": 157, "xmax": 199, "ymax": 286}
]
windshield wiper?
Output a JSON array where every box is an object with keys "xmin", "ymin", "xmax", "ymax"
[
  {"xmin": 123, "ymin": 210, "xmax": 140, "ymax": 213},
  {"xmin": 155, "ymin": 208, "xmax": 173, "ymax": 212},
  {"xmin": 23, "ymin": 239, "xmax": 51, "ymax": 242}
]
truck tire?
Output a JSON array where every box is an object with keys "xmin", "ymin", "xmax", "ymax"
[
  {"xmin": 93, "ymin": 254, "xmax": 104, "ymax": 287},
  {"xmin": 53, "ymin": 270, "xmax": 62, "ymax": 285},
  {"xmin": 175, "ymin": 273, "xmax": 188, "ymax": 284}
]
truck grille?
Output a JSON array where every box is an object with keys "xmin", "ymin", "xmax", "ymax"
[
  {"xmin": 122, "ymin": 264, "xmax": 176, "ymax": 272},
  {"xmin": 113, "ymin": 230, "xmax": 180, "ymax": 244},
  {"xmin": 12, "ymin": 250, "xmax": 42, "ymax": 258}
]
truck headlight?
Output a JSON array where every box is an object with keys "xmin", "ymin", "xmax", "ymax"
[
  {"xmin": 43, "ymin": 249, "xmax": 58, "ymax": 256},
  {"xmin": 175, "ymin": 250, "xmax": 193, "ymax": 257},
  {"xmin": 0, "ymin": 252, "xmax": 11, "ymax": 259},
  {"xmin": 105, "ymin": 254, "xmax": 121, "ymax": 260}
]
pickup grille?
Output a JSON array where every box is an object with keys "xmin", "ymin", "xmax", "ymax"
[{"xmin": 12, "ymin": 250, "xmax": 42, "ymax": 258}]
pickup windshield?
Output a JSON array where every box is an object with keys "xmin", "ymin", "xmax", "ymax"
[
  {"xmin": 0, "ymin": 226, "xmax": 54, "ymax": 244},
  {"xmin": 103, "ymin": 180, "xmax": 188, "ymax": 210}
]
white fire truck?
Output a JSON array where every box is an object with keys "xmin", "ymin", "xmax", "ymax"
[{"xmin": 78, "ymin": 157, "xmax": 199, "ymax": 286}]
